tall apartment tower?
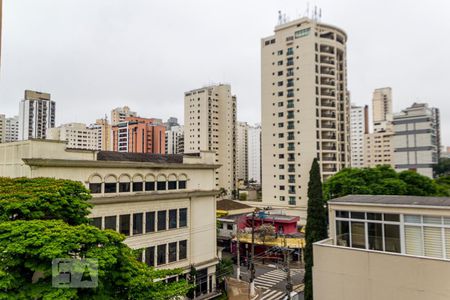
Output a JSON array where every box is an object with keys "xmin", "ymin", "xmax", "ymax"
[
  {"xmin": 0, "ymin": 114, "xmax": 5, "ymax": 143},
  {"xmin": 5, "ymin": 116, "xmax": 19, "ymax": 142},
  {"xmin": 261, "ymin": 17, "xmax": 350, "ymax": 216},
  {"xmin": 48, "ymin": 123, "xmax": 100, "ymax": 150},
  {"xmin": 89, "ymin": 118, "xmax": 112, "ymax": 151},
  {"xmin": 111, "ymin": 106, "xmax": 137, "ymax": 125},
  {"xmin": 248, "ymin": 124, "xmax": 262, "ymax": 184},
  {"xmin": 393, "ymin": 103, "xmax": 441, "ymax": 178},
  {"xmin": 350, "ymin": 105, "xmax": 369, "ymax": 168},
  {"xmin": 372, "ymin": 87, "xmax": 393, "ymax": 132},
  {"xmin": 236, "ymin": 122, "xmax": 249, "ymax": 183},
  {"xmin": 165, "ymin": 125, "xmax": 184, "ymax": 154},
  {"xmin": 184, "ymin": 84, "xmax": 237, "ymax": 194},
  {"xmin": 18, "ymin": 90, "xmax": 55, "ymax": 140}
]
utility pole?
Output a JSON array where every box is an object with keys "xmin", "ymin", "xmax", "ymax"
[
  {"xmin": 249, "ymin": 210, "xmax": 256, "ymax": 296},
  {"xmin": 285, "ymin": 249, "xmax": 293, "ymax": 300},
  {"xmin": 236, "ymin": 229, "xmax": 241, "ymax": 280}
]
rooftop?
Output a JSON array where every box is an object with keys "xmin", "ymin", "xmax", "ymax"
[
  {"xmin": 217, "ymin": 199, "xmax": 253, "ymax": 211},
  {"xmin": 329, "ymin": 195, "xmax": 450, "ymax": 208},
  {"xmin": 97, "ymin": 151, "xmax": 184, "ymax": 164}
]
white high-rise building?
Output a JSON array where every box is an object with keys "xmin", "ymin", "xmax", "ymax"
[
  {"xmin": 236, "ymin": 122, "xmax": 248, "ymax": 183},
  {"xmin": 261, "ymin": 17, "xmax": 350, "ymax": 219},
  {"xmin": 0, "ymin": 114, "xmax": 5, "ymax": 143},
  {"xmin": 111, "ymin": 106, "xmax": 137, "ymax": 125},
  {"xmin": 47, "ymin": 123, "xmax": 100, "ymax": 150},
  {"xmin": 5, "ymin": 115, "xmax": 19, "ymax": 143},
  {"xmin": 248, "ymin": 124, "xmax": 261, "ymax": 184},
  {"xmin": 89, "ymin": 118, "xmax": 112, "ymax": 151},
  {"xmin": 165, "ymin": 125, "xmax": 184, "ymax": 154},
  {"xmin": 18, "ymin": 90, "xmax": 56, "ymax": 140},
  {"xmin": 350, "ymin": 105, "xmax": 368, "ymax": 168},
  {"xmin": 184, "ymin": 84, "xmax": 237, "ymax": 194}
]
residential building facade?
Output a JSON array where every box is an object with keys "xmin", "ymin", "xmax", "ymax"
[
  {"xmin": 112, "ymin": 117, "xmax": 166, "ymax": 154},
  {"xmin": 0, "ymin": 114, "xmax": 4, "ymax": 143},
  {"xmin": 89, "ymin": 118, "xmax": 112, "ymax": 151},
  {"xmin": 350, "ymin": 105, "xmax": 368, "ymax": 167},
  {"xmin": 247, "ymin": 124, "xmax": 261, "ymax": 184},
  {"xmin": 372, "ymin": 87, "xmax": 393, "ymax": 132},
  {"xmin": 18, "ymin": 90, "xmax": 56, "ymax": 140},
  {"xmin": 261, "ymin": 17, "xmax": 350, "ymax": 220},
  {"xmin": 0, "ymin": 139, "xmax": 220, "ymax": 299},
  {"xmin": 313, "ymin": 195, "xmax": 450, "ymax": 300},
  {"xmin": 5, "ymin": 115, "xmax": 19, "ymax": 143},
  {"xmin": 393, "ymin": 103, "xmax": 440, "ymax": 178},
  {"xmin": 165, "ymin": 125, "xmax": 184, "ymax": 154},
  {"xmin": 184, "ymin": 84, "xmax": 237, "ymax": 194},
  {"xmin": 48, "ymin": 123, "xmax": 100, "ymax": 150},
  {"xmin": 111, "ymin": 106, "xmax": 137, "ymax": 125},
  {"xmin": 236, "ymin": 122, "xmax": 248, "ymax": 183}
]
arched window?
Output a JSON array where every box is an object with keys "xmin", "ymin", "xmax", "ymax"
[
  {"xmin": 104, "ymin": 175, "xmax": 117, "ymax": 193},
  {"xmin": 119, "ymin": 174, "xmax": 131, "ymax": 193},
  {"xmin": 157, "ymin": 174, "xmax": 167, "ymax": 191},
  {"xmin": 88, "ymin": 174, "xmax": 102, "ymax": 194},
  {"xmin": 178, "ymin": 174, "xmax": 188, "ymax": 190},
  {"xmin": 167, "ymin": 174, "xmax": 178, "ymax": 190},
  {"xmin": 132, "ymin": 174, "xmax": 144, "ymax": 192},
  {"xmin": 145, "ymin": 174, "xmax": 156, "ymax": 191}
]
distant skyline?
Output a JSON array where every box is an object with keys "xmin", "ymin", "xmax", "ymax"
[{"xmin": 0, "ymin": 0, "xmax": 449, "ymax": 145}]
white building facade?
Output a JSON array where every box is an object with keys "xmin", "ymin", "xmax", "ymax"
[
  {"xmin": 236, "ymin": 122, "xmax": 248, "ymax": 183},
  {"xmin": 350, "ymin": 105, "xmax": 368, "ymax": 168},
  {"xmin": 247, "ymin": 124, "xmax": 261, "ymax": 184},
  {"xmin": 47, "ymin": 123, "xmax": 100, "ymax": 150},
  {"xmin": 5, "ymin": 115, "xmax": 19, "ymax": 143},
  {"xmin": 165, "ymin": 125, "xmax": 184, "ymax": 154},
  {"xmin": 111, "ymin": 106, "xmax": 137, "ymax": 125}
]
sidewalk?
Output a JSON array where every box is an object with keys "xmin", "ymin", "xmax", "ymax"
[{"xmin": 225, "ymin": 277, "xmax": 262, "ymax": 300}]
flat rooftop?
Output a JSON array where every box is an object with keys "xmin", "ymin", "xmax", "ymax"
[
  {"xmin": 97, "ymin": 151, "xmax": 187, "ymax": 164},
  {"xmin": 329, "ymin": 195, "xmax": 450, "ymax": 208}
]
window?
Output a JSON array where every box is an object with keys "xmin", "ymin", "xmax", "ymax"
[
  {"xmin": 178, "ymin": 181, "xmax": 187, "ymax": 189},
  {"xmin": 119, "ymin": 214, "xmax": 130, "ymax": 236},
  {"xmin": 157, "ymin": 244, "xmax": 167, "ymax": 265},
  {"xmin": 424, "ymin": 226, "xmax": 442, "ymax": 258},
  {"xmin": 104, "ymin": 182, "xmax": 117, "ymax": 193},
  {"xmin": 133, "ymin": 182, "xmax": 143, "ymax": 192},
  {"xmin": 169, "ymin": 209, "xmax": 177, "ymax": 229},
  {"xmin": 89, "ymin": 183, "xmax": 102, "ymax": 194},
  {"xmin": 288, "ymin": 197, "xmax": 296, "ymax": 205},
  {"xmin": 368, "ymin": 222, "xmax": 383, "ymax": 251},
  {"xmin": 179, "ymin": 208, "xmax": 187, "ymax": 227},
  {"xmin": 227, "ymin": 224, "xmax": 233, "ymax": 230},
  {"xmin": 295, "ymin": 28, "xmax": 310, "ymax": 38},
  {"xmin": 405, "ymin": 225, "xmax": 423, "ymax": 256},
  {"xmin": 157, "ymin": 181, "xmax": 167, "ymax": 191},
  {"xmin": 90, "ymin": 217, "xmax": 102, "ymax": 229},
  {"xmin": 158, "ymin": 211, "xmax": 167, "ymax": 231},
  {"xmin": 133, "ymin": 213, "xmax": 143, "ymax": 235},
  {"xmin": 179, "ymin": 240, "xmax": 187, "ymax": 260},
  {"xmin": 145, "ymin": 181, "xmax": 155, "ymax": 191},
  {"xmin": 336, "ymin": 220, "xmax": 349, "ymax": 246},
  {"xmin": 168, "ymin": 181, "xmax": 177, "ymax": 190},
  {"xmin": 169, "ymin": 242, "xmax": 177, "ymax": 263},
  {"xmin": 146, "ymin": 212, "xmax": 155, "ymax": 233},
  {"xmin": 145, "ymin": 246, "xmax": 155, "ymax": 267},
  {"xmin": 119, "ymin": 182, "xmax": 130, "ymax": 193},
  {"xmin": 104, "ymin": 216, "xmax": 117, "ymax": 231},
  {"xmin": 351, "ymin": 222, "xmax": 365, "ymax": 249},
  {"xmin": 384, "ymin": 224, "xmax": 400, "ymax": 253}
]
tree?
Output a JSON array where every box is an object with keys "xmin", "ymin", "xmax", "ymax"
[
  {"xmin": 256, "ymin": 224, "xmax": 275, "ymax": 244},
  {"xmin": 215, "ymin": 258, "xmax": 233, "ymax": 293},
  {"xmin": 434, "ymin": 158, "xmax": 450, "ymax": 177},
  {"xmin": 304, "ymin": 159, "xmax": 327, "ymax": 300},
  {"xmin": 0, "ymin": 177, "xmax": 191, "ymax": 300}
]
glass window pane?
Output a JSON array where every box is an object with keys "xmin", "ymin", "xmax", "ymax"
[
  {"xmin": 179, "ymin": 208, "xmax": 187, "ymax": 227},
  {"xmin": 168, "ymin": 181, "xmax": 177, "ymax": 190},
  {"xmin": 119, "ymin": 214, "xmax": 130, "ymax": 236},
  {"xmin": 169, "ymin": 209, "xmax": 177, "ymax": 229},
  {"xmin": 169, "ymin": 242, "xmax": 177, "ymax": 263},
  {"xmin": 119, "ymin": 182, "xmax": 130, "ymax": 193},
  {"xmin": 179, "ymin": 240, "xmax": 187, "ymax": 260},
  {"xmin": 133, "ymin": 213, "xmax": 143, "ymax": 235},
  {"xmin": 104, "ymin": 183, "xmax": 117, "ymax": 193},
  {"xmin": 133, "ymin": 182, "xmax": 143, "ymax": 192},
  {"xmin": 384, "ymin": 214, "xmax": 400, "ymax": 222},
  {"xmin": 335, "ymin": 211, "xmax": 348, "ymax": 218},
  {"xmin": 90, "ymin": 217, "xmax": 102, "ymax": 229},
  {"xmin": 405, "ymin": 225, "xmax": 423, "ymax": 256},
  {"xmin": 145, "ymin": 181, "xmax": 155, "ymax": 191},
  {"xmin": 104, "ymin": 216, "xmax": 117, "ymax": 231},
  {"xmin": 404, "ymin": 215, "xmax": 421, "ymax": 223},
  {"xmin": 424, "ymin": 226, "xmax": 443, "ymax": 258},
  {"xmin": 89, "ymin": 183, "xmax": 102, "ymax": 194},
  {"xmin": 423, "ymin": 216, "xmax": 442, "ymax": 225},
  {"xmin": 384, "ymin": 224, "xmax": 400, "ymax": 253},
  {"xmin": 179, "ymin": 181, "xmax": 187, "ymax": 189},
  {"xmin": 368, "ymin": 223, "xmax": 383, "ymax": 251},
  {"xmin": 157, "ymin": 181, "xmax": 166, "ymax": 191},
  {"xmin": 367, "ymin": 213, "xmax": 382, "ymax": 221},
  {"xmin": 145, "ymin": 212, "xmax": 155, "ymax": 233},
  {"xmin": 351, "ymin": 222, "xmax": 365, "ymax": 249},
  {"xmin": 351, "ymin": 212, "xmax": 365, "ymax": 219},
  {"xmin": 157, "ymin": 244, "xmax": 166, "ymax": 265},
  {"xmin": 158, "ymin": 211, "xmax": 167, "ymax": 231},
  {"xmin": 445, "ymin": 228, "xmax": 450, "ymax": 259},
  {"xmin": 335, "ymin": 220, "xmax": 349, "ymax": 247},
  {"xmin": 444, "ymin": 217, "xmax": 450, "ymax": 225},
  {"xmin": 145, "ymin": 246, "xmax": 155, "ymax": 267}
]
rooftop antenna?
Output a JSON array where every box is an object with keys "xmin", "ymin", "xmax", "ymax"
[
  {"xmin": 306, "ymin": 2, "xmax": 310, "ymax": 18},
  {"xmin": 319, "ymin": 8, "xmax": 322, "ymax": 21},
  {"xmin": 278, "ymin": 10, "xmax": 283, "ymax": 25}
]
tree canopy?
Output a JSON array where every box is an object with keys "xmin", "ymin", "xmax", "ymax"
[
  {"xmin": 0, "ymin": 177, "xmax": 191, "ymax": 300},
  {"xmin": 434, "ymin": 158, "xmax": 450, "ymax": 177},
  {"xmin": 323, "ymin": 165, "xmax": 450, "ymax": 200}
]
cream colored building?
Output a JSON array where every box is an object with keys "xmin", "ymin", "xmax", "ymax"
[
  {"xmin": 5, "ymin": 115, "xmax": 19, "ymax": 143},
  {"xmin": 89, "ymin": 118, "xmax": 112, "ymax": 151},
  {"xmin": 364, "ymin": 131, "xmax": 394, "ymax": 168},
  {"xmin": 0, "ymin": 114, "xmax": 4, "ymax": 143},
  {"xmin": 261, "ymin": 17, "xmax": 350, "ymax": 219},
  {"xmin": 165, "ymin": 125, "xmax": 184, "ymax": 154},
  {"xmin": 350, "ymin": 105, "xmax": 368, "ymax": 168},
  {"xmin": 236, "ymin": 122, "xmax": 248, "ymax": 183},
  {"xmin": 372, "ymin": 87, "xmax": 393, "ymax": 132},
  {"xmin": 111, "ymin": 106, "xmax": 137, "ymax": 125},
  {"xmin": 48, "ymin": 123, "xmax": 100, "ymax": 150},
  {"xmin": 184, "ymin": 84, "xmax": 237, "ymax": 194},
  {"xmin": 247, "ymin": 124, "xmax": 261, "ymax": 184},
  {"xmin": 313, "ymin": 194, "xmax": 450, "ymax": 300},
  {"xmin": 0, "ymin": 139, "xmax": 220, "ymax": 299}
]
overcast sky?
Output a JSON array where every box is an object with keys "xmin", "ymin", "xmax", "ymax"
[{"xmin": 0, "ymin": 0, "xmax": 449, "ymax": 145}]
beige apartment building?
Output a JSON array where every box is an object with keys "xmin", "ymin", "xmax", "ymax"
[
  {"xmin": 313, "ymin": 195, "xmax": 450, "ymax": 300},
  {"xmin": 372, "ymin": 87, "xmax": 393, "ymax": 132},
  {"xmin": 261, "ymin": 17, "xmax": 350, "ymax": 219},
  {"xmin": 184, "ymin": 84, "xmax": 237, "ymax": 194},
  {"xmin": 0, "ymin": 140, "xmax": 220, "ymax": 299},
  {"xmin": 350, "ymin": 105, "xmax": 368, "ymax": 168},
  {"xmin": 89, "ymin": 118, "xmax": 112, "ymax": 151},
  {"xmin": 48, "ymin": 122, "xmax": 100, "ymax": 150},
  {"xmin": 111, "ymin": 106, "xmax": 137, "ymax": 125},
  {"xmin": 236, "ymin": 121, "xmax": 248, "ymax": 183}
]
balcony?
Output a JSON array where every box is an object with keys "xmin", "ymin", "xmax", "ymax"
[
  {"xmin": 322, "ymin": 154, "xmax": 337, "ymax": 161},
  {"xmin": 320, "ymin": 56, "xmax": 335, "ymax": 65},
  {"xmin": 322, "ymin": 133, "xmax": 336, "ymax": 140},
  {"xmin": 321, "ymin": 110, "xmax": 336, "ymax": 119},
  {"xmin": 321, "ymin": 88, "xmax": 336, "ymax": 97},
  {"xmin": 320, "ymin": 45, "xmax": 335, "ymax": 54},
  {"xmin": 321, "ymin": 78, "xmax": 335, "ymax": 87},
  {"xmin": 321, "ymin": 99, "xmax": 336, "ymax": 108},
  {"xmin": 321, "ymin": 121, "xmax": 336, "ymax": 129},
  {"xmin": 288, "ymin": 167, "xmax": 295, "ymax": 172},
  {"xmin": 287, "ymin": 146, "xmax": 295, "ymax": 151},
  {"xmin": 322, "ymin": 142, "xmax": 337, "ymax": 151}
]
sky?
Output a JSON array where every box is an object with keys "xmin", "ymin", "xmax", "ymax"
[{"xmin": 0, "ymin": 0, "xmax": 449, "ymax": 145}]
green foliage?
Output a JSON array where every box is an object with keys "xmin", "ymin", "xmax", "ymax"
[
  {"xmin": 304, "ymin": 159, "xmax": 327, "ymax": 300},
  {"xmin": 216, "ymin": 258, "xmax": 233, "ymax": 285},
  {"xmin": 434, "ymin": 158, "xmax": 450, "ymax": 177},
  {"xmin": 239, "ymin": 192, "xmax": 247, "ymax": 201},
  {"xmin": 255, "ymin": 224, "xmax": 275, "ymax": 244},
  {"xmin": 323, "ymin": 165, "xmax": 450, "ymax": 199},
  {"xmin": 0, "ymin": 177, "xmax": 191, "ymax": 300}
]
